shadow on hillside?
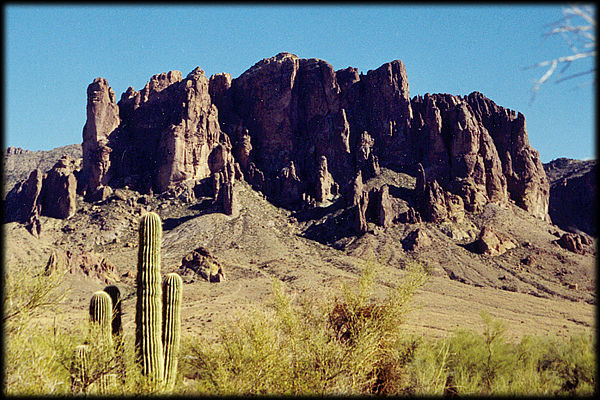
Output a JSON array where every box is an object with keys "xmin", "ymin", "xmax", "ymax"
[
  {"xmin": 300, "ymin": 207, "xmax": 355, "ymax": 246},
  {"xmin": 163, "ymin": 198, "xmax": 223, "ymax": 231},
  {"xmin": 291, "ymin": 198, "xmax": 345, "ymax": 222},
  {"xmin": 163, "ymin": 214, "xmax": 200, "ymax": 231}
]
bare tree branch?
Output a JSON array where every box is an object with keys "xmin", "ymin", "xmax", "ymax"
[{"xmin": 526, "ymin": 4, "xmax": 596, "ymax": 104}]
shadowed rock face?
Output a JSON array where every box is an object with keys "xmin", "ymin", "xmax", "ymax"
[
  {"xmin": 77, "ymin": 52, "xmax": 550, "ymax": 225},
  {"xmin": 5, "ymin": 155, "xmax": 79, "ymax": 224},
  {"xmin": 544, "ymin": 158, "xmax": 596, "ymax": 236}
]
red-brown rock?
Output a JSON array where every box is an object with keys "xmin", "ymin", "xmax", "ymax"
[
  {"xmin": 44, "ymin": 249, "xmax": 118, "ymax": 284},
  {"xmin": 402, "ymin": 228, "xmax": 431, "ymax": 251},
  {"xmin": 5, "ymin": 155, "xmax": 79, "ymax": 225},
  {"xmin": 421, "ymin": 179, "xmax": 464, "ymax": 223},
  {"xmin": 39, "ymin": 155, "xmax": 78, "ymax": 219},
  {"xmin": 473, "ymin": 226, "xmax": 516, "ymax": 256},
  {"xmin": 80, "ymin": 77, "xmax": 120, "ymax": 196},
  {"xmin": 555, "ymin": 233, "xmax": 586, "ymax": 255},
  {"xmin": 4, "ymin": 168, "xmax": 43, "ymax": 223}
]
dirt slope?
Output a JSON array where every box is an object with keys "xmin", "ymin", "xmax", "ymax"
[{"xmin": 4, "ymin": 175, "xmax": 595, "ymax": 343}]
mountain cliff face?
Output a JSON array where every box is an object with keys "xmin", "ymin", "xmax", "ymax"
[
  {"xmin": 544, "ymin": 158, "xmax": 596, "ymax": 236},
  {"xmin": 6, "ymin": 53, "xmax": 550, "ymax": 232}
]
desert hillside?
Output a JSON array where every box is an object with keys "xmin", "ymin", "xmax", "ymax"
[{"xmin": 3, "ymin": 52, "xmax": 595, "ymax": 348}]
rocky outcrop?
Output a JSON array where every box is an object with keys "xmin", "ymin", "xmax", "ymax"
[
  {"xmin": 208, "ymin": 53, "xmax": 549, "ymax": 224},
  {"xmin": 3, "ymin": 144, "xmax": 82, "ymax": 196},
  {"xmin": 81, "ymin": 69, "xmax": 237, "ymax": 207},
  {"xmin": 4, "ymin": 168, "xmax": 43, "ymax": 223},
  {"xmin": 44, "ymin": 249, "xmax": 119, "ymax": 284},
  {"xmin": 355, "ymin": 131, "xmax": 380, "ymax": 180},
  {"xmin": 349, "ymin": 172, "xmax": 369, "ymax": 234},
  {"xmin": 39, "ymin": 156, "xmax": 78, "ymax": 219},
  {"xmin": 179, "ymin": 246, "xmax": 225, "ymax": 282},
  {"xmin": 554, "ymin": 232, "xmax": 592, "ymax": 255},
  {"xmin": 410, "ymin": 92, "xmax": 548, "ymax": 220},
  {"xmin": 544, "ymin": 158, "xmax": 596, "ymax": 236},
  {"xmin": 5, "ymin": 147, "xmax": 31, "ymax": 155},
  {"xmin": 79, "ymin": 77, "xmax": 120, "ymax": 196},
  {"xmin": 4, "ymin": 155, "xmax": 79, "ymax": 227},
  {"xmin": 71, "ymin": 53, "xmax": 550, "ymax": 231},
  {"xmin": 472, "ymin": 226, "xmax": 516, "ymax": 257},
  {"xmin": 465, "ymin": 93, "xmax": 549, "ymax": 220},
  {"xmin": 420, "ymin": 180, "xmax": 464, "ymax": 223},
  {"xmin": 315, "ymin": 156, "xmax": 337, "ymax": 203}
]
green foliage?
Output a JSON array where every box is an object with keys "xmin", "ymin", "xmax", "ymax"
[
  {"xmin": 3, "ymin": 248, "xmax": 595, "ymax": 396},
  {"xmin": 3, "ymin": 261, "xmax": 66, "ymax": 334},
  {"xmin": 3, "ymin": 261, "xmax": 68, "ymax": 395},
  {"xmin": 405, "ymin": 313, "xmax": 596, "ymax": 396},
  {"xmin": 183, "ymin": 260, "xmax": 428, "ymax": 395}
]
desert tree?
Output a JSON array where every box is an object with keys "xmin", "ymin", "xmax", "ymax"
[{"xmin": 525, "ymin": 4, "xmax": 595, "ymax": 103}]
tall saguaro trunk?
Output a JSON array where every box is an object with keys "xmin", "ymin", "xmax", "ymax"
[{"xmin": 135, "ymin": 212, "xmax": 164, "ymax": 385}]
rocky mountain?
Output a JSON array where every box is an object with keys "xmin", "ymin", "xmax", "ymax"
[
  {"xmin": 3, "ymin": 144, "xmax": 82, "ymax": 195},
  {"xmin": 544, "ymin": 158, "xmax": 596, "ymax": 236},
  {"xmin": 6, "ymin": 53, "xmax": 549, "ymax": 229},
  {"xmin": 3, "ymin": 53, "xmax": 595, "ymax": 340}
]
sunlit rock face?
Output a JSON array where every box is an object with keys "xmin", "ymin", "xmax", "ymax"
[{"xmin": 78, "ymin": 53, "xmax": 549, "ymax": 223}]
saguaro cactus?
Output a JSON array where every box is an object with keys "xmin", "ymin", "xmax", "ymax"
[
  {"xmin": 162, "ymin": 272, "xmax": 183, "ymax": 390},
  {"xmin": 70, "ymin": 344, "xmax": 90, "ymax": 394},
  {"xmin": 103, "ymin": 285, "xmax": 122, "ymax": 337},
  {"xmin": 135, "ymin": 212, "xmax": 164, "ymax": 384},
  {"xmin": 89, "ymin": 290, "xmax": 113, "ymax": 344},
  {"xmin": 98, "ymin": 373, "xmax": 117, "ymax": 395}
]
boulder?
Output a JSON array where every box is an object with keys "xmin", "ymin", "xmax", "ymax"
[
  {"xmin": 179, "ymin": 246, "xmax": 225, "ymax": 282},
  {"xmin": 473, "ymin": 226, "xmax": 516, "ymax": 257},
  {"xmin": 402, "ymin": 228, "xmax": 431, "ymax": 251},
  {"xmin": 555, "ymin": 233, "xmax": 587, "ymax": 255},
  {"xmin": 87, "ymin": 185, "xmax": 113, "ymax": 203}
]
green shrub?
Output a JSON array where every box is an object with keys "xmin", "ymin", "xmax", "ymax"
[
  {"xmin": 3, "ymin": 262, "xmax": 68, "ymax": 395},
  {"xmin": 404, "ymin": 312, "xmax": 596, "ymax": 396},
  {"xmin": 182, "ymin": 261, "xmax": 428, "ymax": 395},
  {"xmin": 4, "ymin": 257, "xmax": 594, "ymax": 396}
]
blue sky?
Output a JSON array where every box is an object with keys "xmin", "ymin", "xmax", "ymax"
[{"xmin": 5, "ymin": 5, "xmax": 596, "ymax": 162}]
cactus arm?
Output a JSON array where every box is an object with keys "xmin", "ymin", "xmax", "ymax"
[
  {"xmin": 71, "ymin": 344, "xmax": 90, "ymax": 394},
  {"xmin": 103, "ymin": 285, "xmax": 122, "ymax": 337},
  {"xmin": 89, "ymin": 290, "xmax": 113, "ymax": 345},
  {"xmin": 162, "ymin": 272, "xmax": 182, "ymax": 390}
]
